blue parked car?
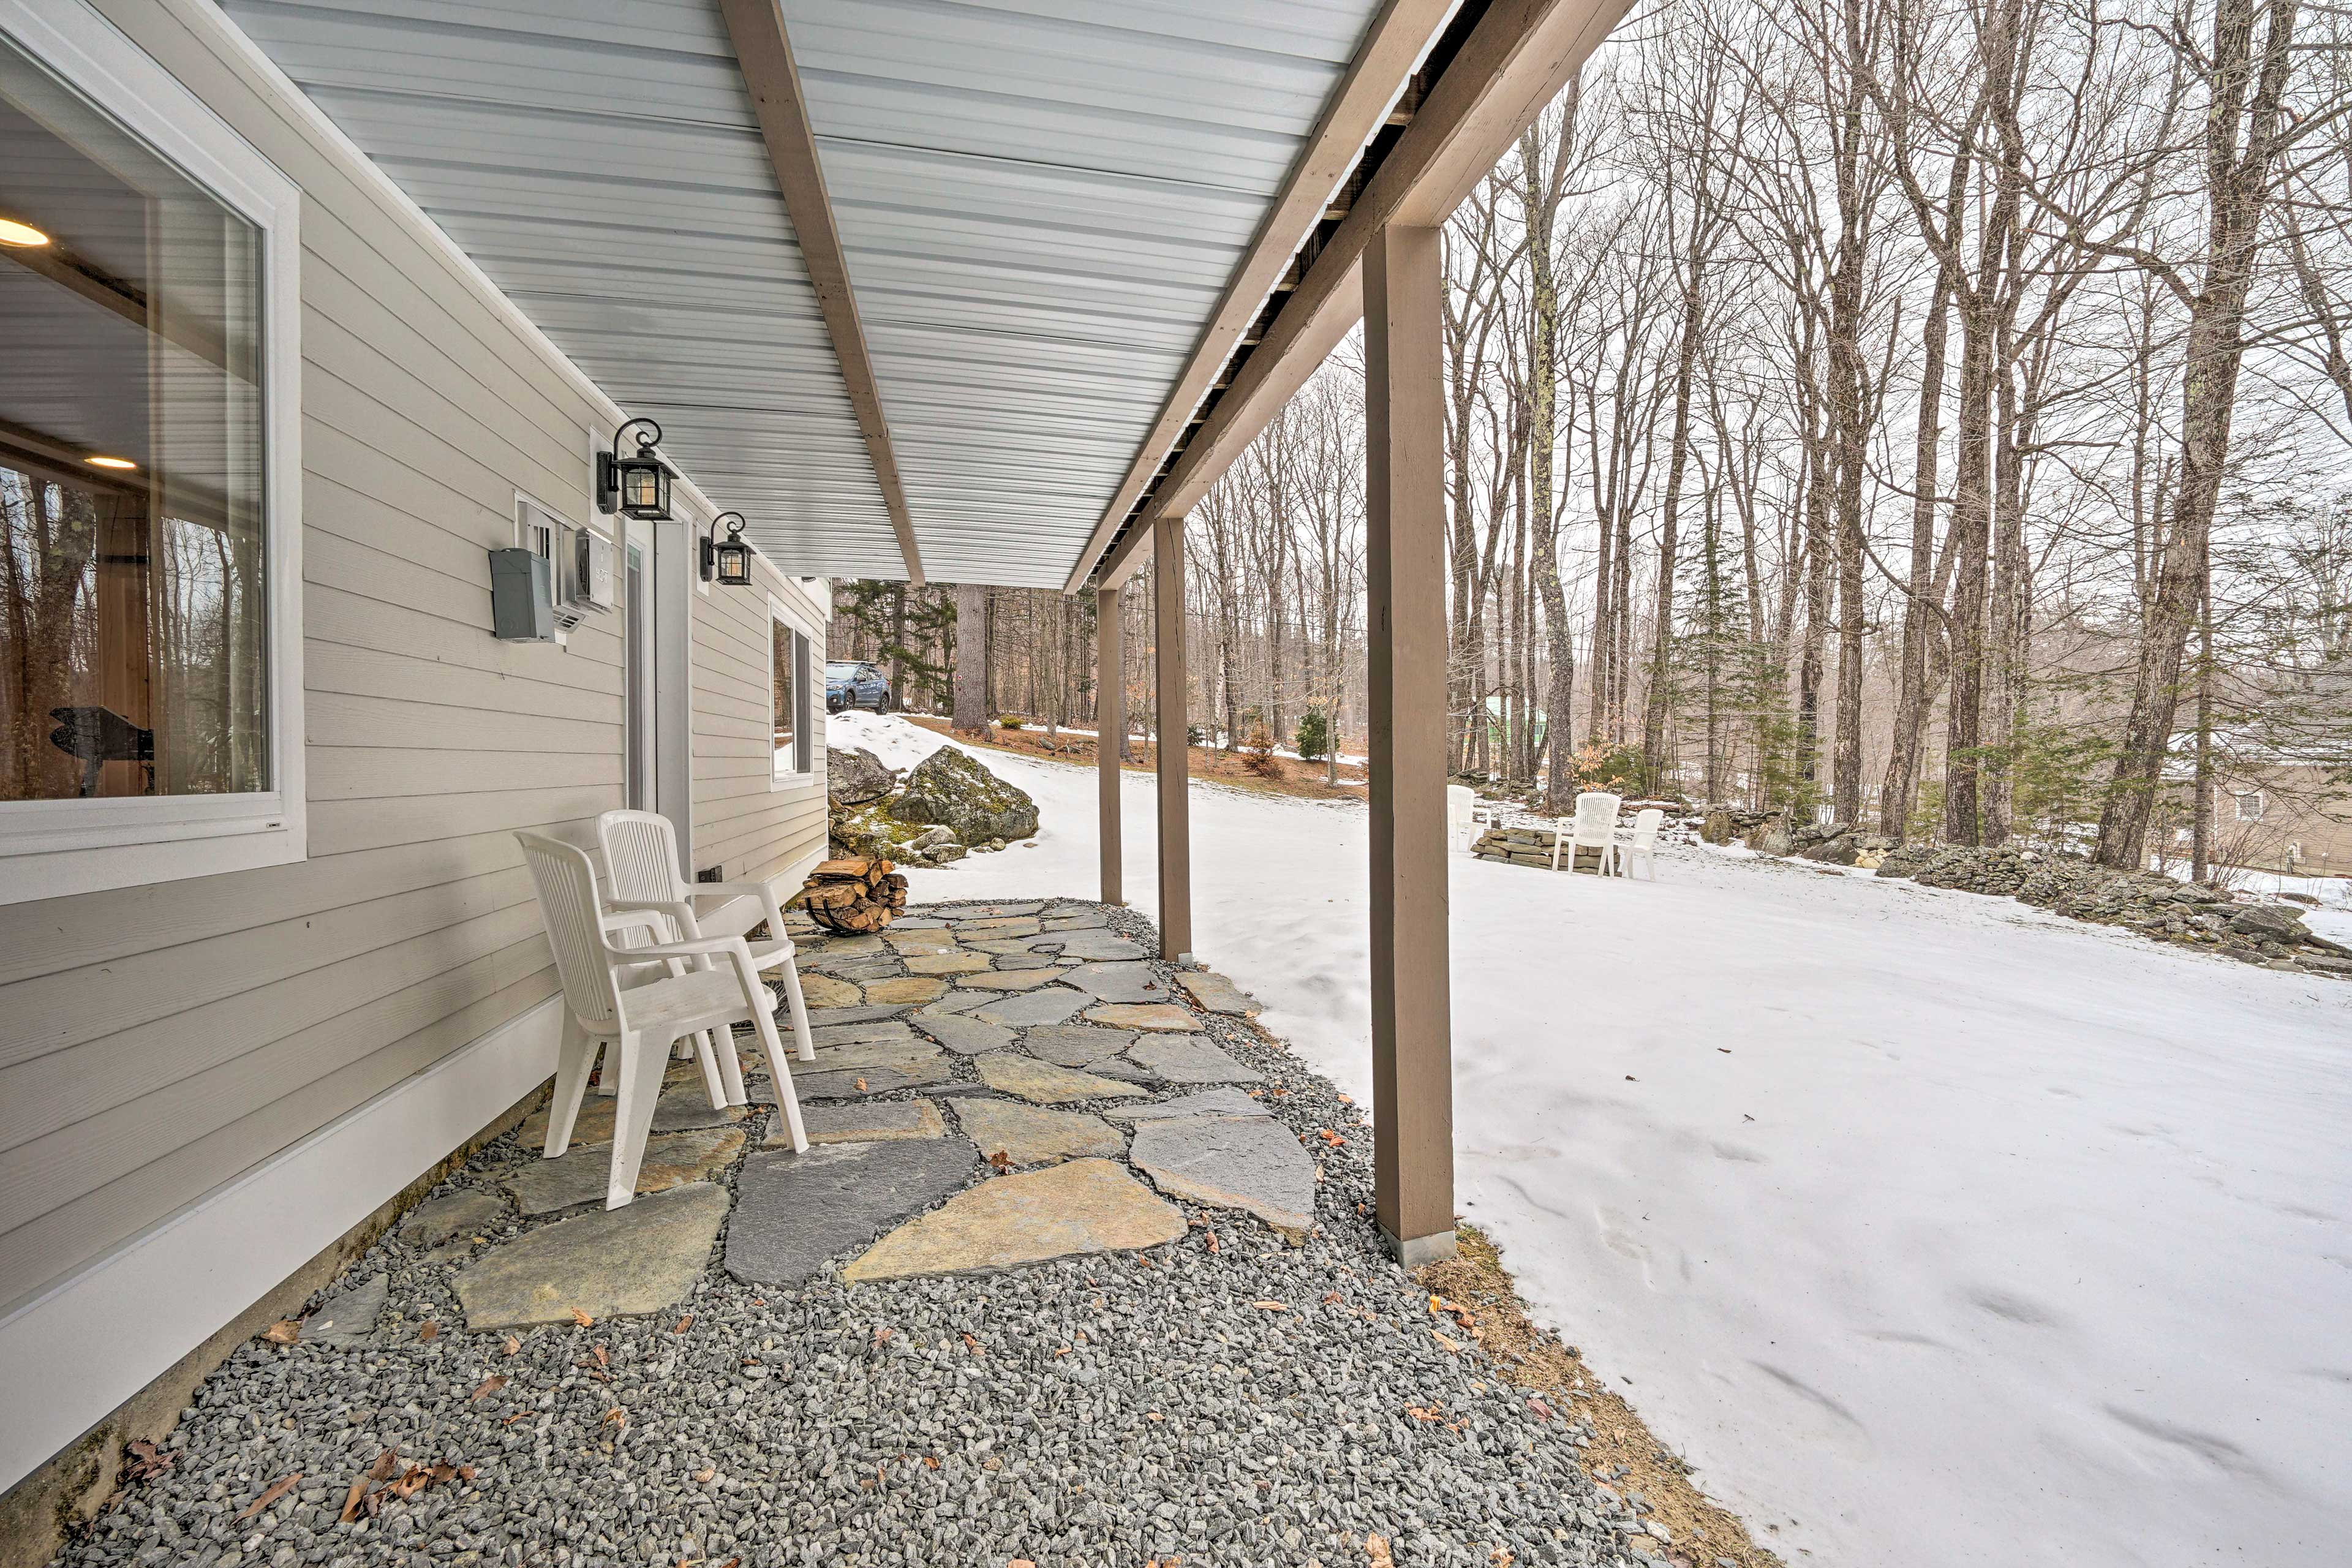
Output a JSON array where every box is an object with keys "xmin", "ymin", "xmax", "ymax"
[{"xmin": 826, "ymin": 660, "xmax": 894, "ymax": 714}]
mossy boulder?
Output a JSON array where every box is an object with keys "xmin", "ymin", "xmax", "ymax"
[
  {"xmin": 890, "ymin": 748, "xmax": 1039, "ymax": 844},
  {"xmin": 831, "ymin": 797, "xmax": 928, "ymax": 861},
  {"xmin": 827, "ymin": 746, "xmax": 896, "ymax": 807}
]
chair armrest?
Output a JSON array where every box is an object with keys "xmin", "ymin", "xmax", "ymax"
[
  {"xmin": 690, "ymin": 878, "xmax": 788, "ymax": 938},
  {"xmin": 600, "ymin": 930, "xmax": 756, "ymax": 964},
  {"xmin": 600, "ymin": 909, "xmax": 669, "ymax": 942}
]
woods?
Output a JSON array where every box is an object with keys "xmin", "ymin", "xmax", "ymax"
[{"xmin": 834, "ymin": 0, "xmax": 2348, "ymax": 876}]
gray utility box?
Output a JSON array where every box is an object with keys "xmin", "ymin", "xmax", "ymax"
[{"xmin": 488, "ymin": 547, "xmax": 555, "ymax": 642}]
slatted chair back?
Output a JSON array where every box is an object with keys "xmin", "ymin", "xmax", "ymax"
[
  {"xmin": 1627, "ymin": 807, "xmax": 1665, "ymax": 850},
  {"xmin": 1570, "ymin": 791, "xmax": 1623, "ymax": 847},
  {"xmin": 517, "ymin": 832, "xmax": 624, "ymax": 1030},
  {"xmin": 598, "ymin": 809, "xmax": 686, "ymax": 910}
]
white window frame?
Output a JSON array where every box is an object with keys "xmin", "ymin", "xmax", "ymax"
[
  {"xmin": 0, "ymin": 0, "xmax": 305, "ymax": 906},
  {"xmin": 2234, "ymin": 790, "xmax": 2265, "ymax": 823},
  {"xmin": 769, "ymin": 594, "xmax": 815, "ymax": 788}
]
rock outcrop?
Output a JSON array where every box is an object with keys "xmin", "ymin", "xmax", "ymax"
[
  {"xmin": 891, "ymin": 747, "xmax": 1040, "ymax": 845},
  {"xmin": 827, "ymin": 741, "xmax": 1038, "ymax": 867},
  {"xmin": 826, "ymin": 745, "xmax": 895, "ymax": 807}
]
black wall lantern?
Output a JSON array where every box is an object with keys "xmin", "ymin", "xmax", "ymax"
[
  {"xmin": 702, "ymin": 511, "xmax": 755, "ymax": 586},
  {"xmin": 597, "ymin": 417, "xmax": 672, "ymax": 520}
]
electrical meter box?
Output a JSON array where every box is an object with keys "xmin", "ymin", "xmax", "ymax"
[
  {"xmin": 572, "ymin": 527, "xmax": 617, "ymax": 613},
  {"xmin": 488, "ymin": 547, "xmax": 554, "ymax": 642}
]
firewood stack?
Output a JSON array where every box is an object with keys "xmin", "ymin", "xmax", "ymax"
[{"xmin": 795, "ymin": 857, "xmax": 908, "ymax": 933}]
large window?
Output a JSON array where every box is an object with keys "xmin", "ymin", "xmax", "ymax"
[
  {"xmin": 0, "ymin": 4, "xmax": 300, "ymax": 903},
  {"xmin": 772, "ymin": 602, "xmax": 809, "ymax": 781}
]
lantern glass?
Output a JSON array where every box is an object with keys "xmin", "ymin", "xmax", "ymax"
[
  {"xmin": 617, "ymin": 458, "xmax": 669, "ymax": 520},
  {"xmin": 715, "ymin": 539, "xmax": 754, "ymax": 586}
]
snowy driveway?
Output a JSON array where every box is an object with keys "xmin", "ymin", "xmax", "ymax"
[{"xmin": 845, "ymin": 715, "xmax": 2352, "ymax": 1568}]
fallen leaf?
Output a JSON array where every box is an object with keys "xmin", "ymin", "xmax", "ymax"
[
  {"xmin": 1250, "ymin": 1300, "xmax": 1287, "ymax": 1312},
  {"xmin": 1366, "ymin": 1533, "xmax": 1396, "ymax": 1567},
  {"xmin": 469, "ymin": 1374, "xmax": 507, "ymax": 1403},
  {"xmin": 750, "ymin": 1297, "xmax": 766, "ymax": 1307},
  {"xmin": 503, "ymin": 1335, "xmax": 521, "ymax": 1356},
  {"xmin": 1145, "ymin": 1412, "xmax": 1164, "ymax": 1422},
  {"xmin": 367, "ymin": 1449, "xmax": 400, "ymax": 1483},
  {"xmin": 1405, "ymin": 1403, "xmax": 1445, "ymax": 1422},
  {"xmin": 570, "ymin": 1307, "xmax": 595, "ymax": 1329},
  {"xmin": 873, "ymin": 1325, "xmax": 892, "ymax": 1344},
  {"xmin": 961, "ymin": 1332, "xmax": 983, "ymax": 1355},
  {"xmin": 417, "ymin": 1321, "xmax": 439, "ymax": 1341},
  {"xmin": 854, "ymin": 1077, "xmax": 867, "ymax": 1092},
  {"xmin": 923, "ymin": 1455, "xmax": 942, "ymax": 1470},
  {"xmin": 238, "ymin": 1472, "xmax": 300, "ymax": 1520},
  {"xmin": 1321, "ymin": 1291, "xmax": 1344, "ymax": 1305},
  {"xmin": 1433, "ymin": 1330, "xmax": 1463, "ymax": 1352},
  {"xmin": 121, "ymin": 1441, "xmax": 175, "ymax": 1482},
  {"xmin": 673, "ymin": 1315, "xmax": 695, "ymax": 1335},
  {"xmin": 262, "ymin": 1320, "xmax": 301, "ymax": 1346},
  {"xmin": 593, "ymin": 1344, "xmax": 609, "ymax": 1368},
  {"xmin": 987, "ymin": 1150, "xmax": 1012, "ymax": 1171},
  {"xmin": 1526, "ymin": 1396, "xmax": 1555, "ymax": 1422},
  {"xmin": 1203, "ymin": 1229, "xmax": 1220, "ymax": 1254},
  {"xmin": 502, "ymin": 1412, "xmax": 530, "ymax": 1426},
  {"xmin": 694, "ymin": 1467, "xmax": 715, "ymax": 1483},
  {"xmin": 602, "ymin": 1408, "xmax": 627, "ymax": 1429},
  {"xmin": 339, "ymin": 1480, "xmax": 369, "ymax": 1523},
  {"xmin": 1491, "ymin": 1549, "xmax": 1516, "ymax": 1567},
  {"xmin": 1319, "ymin": 1129, "xmax": 1347, "ymax": 1147},
  {"xmin": 1337, "ymin": 1093, "xmax": 1354, "ymax": 1104}
]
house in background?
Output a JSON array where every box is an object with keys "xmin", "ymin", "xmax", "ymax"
[{"xmin": 2172, "ymin": 760, "xmax": 2352, "ymax": 881}]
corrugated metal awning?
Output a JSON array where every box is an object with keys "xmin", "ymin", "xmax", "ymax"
[{"xmin": 227, "ymin": 0, "xmax": 1397, "ymax": 586}]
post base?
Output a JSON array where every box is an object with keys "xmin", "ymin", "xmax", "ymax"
[{"xmin": 1381, "ymin": 1225, "xmax": 1457, "ymax": 1270}]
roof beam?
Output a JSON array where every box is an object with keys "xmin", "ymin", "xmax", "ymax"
[
  {"xmin": 1058, "ymin": 0, "xmax": 1455, "ymax": 595},
  {"xmin": 720, "ymin": 0, "xmax": 925, "ymax": 586},
  {"xmin": 1096, "ymin": 0, "xmax": 1634, "ymax": 589}
]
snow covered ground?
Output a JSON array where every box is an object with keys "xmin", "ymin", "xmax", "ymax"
[{"xmin": 831, "ymin": 714, "xmax": 2352, "ymax": 1567}]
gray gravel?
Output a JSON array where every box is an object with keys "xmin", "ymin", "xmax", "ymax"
[{"xmin": 53, "ymin": 900, "xmax": 1653, "ymax": 1568}]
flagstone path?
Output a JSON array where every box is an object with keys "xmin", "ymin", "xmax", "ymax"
[{"xmin": 72, "ymin": 899, "xmax": 1645, "ymax": 1568}]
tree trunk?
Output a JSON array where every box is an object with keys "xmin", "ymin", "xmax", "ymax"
[
  {"xmin": 952, "ymin": 584, "xmax": 986, "ymax": 733},
  {"xmin": 2094, "ymin": 0, "xmax": 2297, "ymax": 870}
]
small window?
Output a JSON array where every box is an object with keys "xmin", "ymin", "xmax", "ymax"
[
  {"xmin": 2234, "ymin": 791, "xmax": 2265, "ymax": 823},
  {"xmin": 0, "ymin": 8, "xmax": 301, "ymax": 903},
  {"xmin": 771, "ymin": 603, "xmax": 809, "ymax": 780}
]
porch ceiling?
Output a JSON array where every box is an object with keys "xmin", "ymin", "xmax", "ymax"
[{"xmin": 224, "ymin": 0, "xmax": 1403, "ymax": 589}]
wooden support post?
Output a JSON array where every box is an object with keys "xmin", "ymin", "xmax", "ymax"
[
  {"xmin": 1363, "ymin": 223, "xmax": 1455, "ymax": 1268},
  {"xmin": 1152, "ymin": 516, "xmax": 1193, "ymax": 962},
  {"xmin": 1096, "ymin": 583, "xmax": 1124, "ymax": 906}
]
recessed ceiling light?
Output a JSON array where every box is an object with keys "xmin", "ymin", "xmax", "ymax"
[
  {"xmin": 0, "ymin": 217, "xmax": 50, "ymax": 247},
  {"xmin": 86, "ymin": 454, "xmax": 137, "ymax": 470}
]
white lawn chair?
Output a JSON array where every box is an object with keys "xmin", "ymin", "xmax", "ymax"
[
  {"xmin": 597, "ymin": 809, "xmax": 816, "ymax": 1071},
  {"xmin": 1614, "ymin": 807, "xmax": 1665, "ymax": 880},
  {"xmin": 1550, "ymin": 791, "xmax": 1623, "ymax": 874},
  {"xmin": 517, "ymin": 832, "xmax": 807, "ymax": 1210},
  {"xmin": 1445, "ymin": 784, "xmax": 1476, "ymax": 851}
]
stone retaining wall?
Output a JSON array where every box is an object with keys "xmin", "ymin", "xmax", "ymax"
[{"xmin": 1875, "ymin": 844, "xmax": 2352, "ymax": 979}]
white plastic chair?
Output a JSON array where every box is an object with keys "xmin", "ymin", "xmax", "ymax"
[
  {"xmin": 1445, "ymin": 784, "xmax": 1476, "ymax": 851},
  {"xmin": 1614, "ymin": 807, "xmax": 1664, "ymax": 880},
  {"xmin": 1551, "ymin": 791, "xmax": 1623, "ymax": 874},
  {"xmin": 597, "ymin": 809, "xmax": 816, "ymax": 1071},
  {"xmin": 517, "ymin": 832, "xmax": 807, "ymax": 1208}
]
